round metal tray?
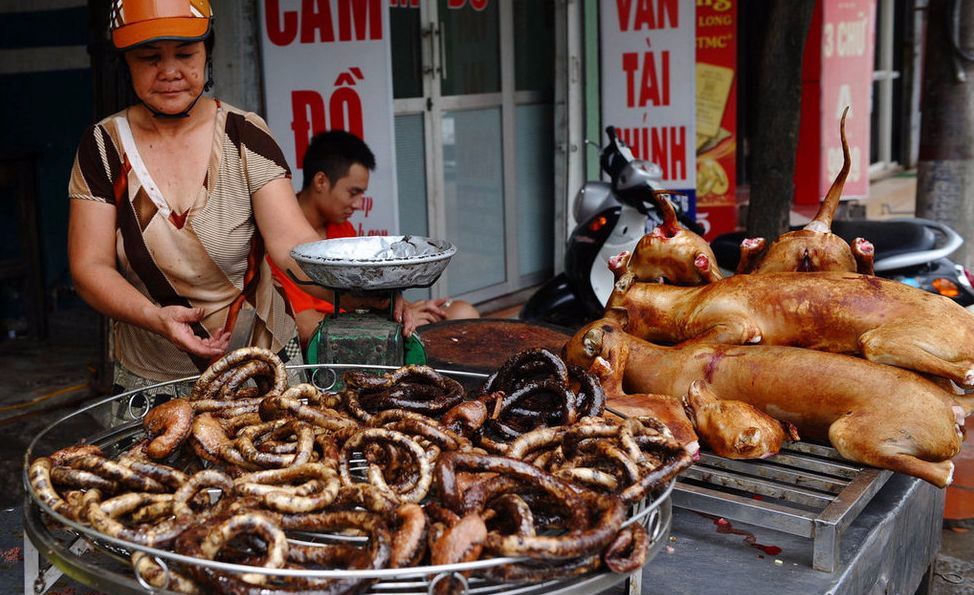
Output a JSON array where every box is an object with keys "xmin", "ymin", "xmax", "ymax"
[
  {"xmin": 291, "ymin": 236, "xmax": 457, "ymax": 291},
  {"xmin": 23, "ymin": 364, "xmax": 675, "ymax": 595}
]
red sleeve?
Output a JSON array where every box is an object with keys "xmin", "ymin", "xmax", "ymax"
[
  {"xmin": 268, "ymin": 257, "xmax": 335, "ymax": 315},
  {"xmin": 268, "ymin": 222, "xmax": 357, "ymax": 314}
]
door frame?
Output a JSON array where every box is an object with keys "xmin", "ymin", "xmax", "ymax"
[{"xmin": 392, "ymin": 0, "xmax": 554, "ymax": 304}]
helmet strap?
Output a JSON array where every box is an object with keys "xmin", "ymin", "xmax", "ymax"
[
  {"xmin": 204, "ymin": 57, "xmax": 214, "ymax": 92},
  {"xmin": 142, "ymin": 90, "xmax": 202, "ymax": 119}
]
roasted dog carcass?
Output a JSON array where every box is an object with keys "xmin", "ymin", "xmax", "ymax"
[
  {"xmin": 607, "ymin": 271, "xmax": 974, "ymax": 388},
  {"xmin": 737, "ymin": 107, "xmax": 874, "ymax": 275},
  {"xmin": 564, "ymin": 318, "xmax": 969, "ymax": 487},
  {"xmin": 588, "ymin": 356, "xmax": 699, "ymax": 453}
]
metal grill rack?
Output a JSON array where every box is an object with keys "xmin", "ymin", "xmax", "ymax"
[
  {"xmin": 672, "ymin": 441, "xmax": 892, "ymax": 572},
  {"xmin": 25, "ymin": 486, "xmax": 673, "ymax": 595},
  {"xmin": 23, "ymin": 364, "xmax": 675, "ymax": 595}
]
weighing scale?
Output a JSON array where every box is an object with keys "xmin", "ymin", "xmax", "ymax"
[{"xmin": 288, "ymin": 235, "xmax": 457, "ymax": 367}]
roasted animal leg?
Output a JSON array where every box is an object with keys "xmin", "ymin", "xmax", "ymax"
[
  {"xmin": 829, "ymin": 411, "xmax": 956, "ymax": 487},
  {"xmin": 683, "ymin": 380, "xmax": 798, "ymax": 459},
  {"xmin": 587, "ymin": 335, "xmax": 699, "ymax": 451},
  {"xmin": 858, "ymin": 320, "xmax": 974, "ymax": 387}
]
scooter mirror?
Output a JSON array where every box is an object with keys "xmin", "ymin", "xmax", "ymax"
[{"xmin": 615, "ymin": 160, "xmax": 665, "ymax": 216}]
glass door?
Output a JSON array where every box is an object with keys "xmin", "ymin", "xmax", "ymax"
[
  {"xmin": 390, "ymin": 0, "xmax": 554, "ymax": 305},
  {"xmin": 437, "ymin": 0, "xmax": 505, "ymax": 297}
]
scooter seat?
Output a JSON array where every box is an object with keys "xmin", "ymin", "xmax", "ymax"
[
  {"xmin": 830, "ymin": 219, "xmax": 937, "ymax": 257},
  {"xmin": 711, "ymin": 219, "xmax": 938, "ymax": 272}
]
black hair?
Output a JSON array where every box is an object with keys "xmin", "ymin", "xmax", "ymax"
[{"xmin": 302, "ymin": 130, "xmax": 376, "ymax": 190}]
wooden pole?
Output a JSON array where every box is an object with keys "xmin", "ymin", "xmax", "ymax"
[
  {"xmin": 746, "ymin": 0, "xmax": 816, "ymax": 240},
  {"xmin": 916, "ymin": 0, "xmax": 974, "ymax": 271}
]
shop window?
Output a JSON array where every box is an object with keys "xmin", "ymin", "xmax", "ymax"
[{"xmin": 869, "ymin": 0, "xmax": 907, "ymax": 176}]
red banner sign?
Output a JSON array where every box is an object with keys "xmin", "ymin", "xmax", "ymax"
[
  {"xmin": 695, "ymin": 0, "xmax": 738, "ymax": 239},
  {"xmin": 259, "ymin": 0, "xmax": 399, "ymax": 237},
  {"xmin": 795, "ymin": 0, "xmax": 875, "ymax": 205}
]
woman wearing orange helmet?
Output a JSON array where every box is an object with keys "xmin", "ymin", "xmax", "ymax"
[{"xmin": 67, "ymin": 0, "xmax": 411, "ymax": 396}]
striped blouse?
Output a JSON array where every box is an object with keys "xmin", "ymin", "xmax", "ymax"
[{"xmin": 68, "ymin": 102, "xmax": 297, "ymax": 381}]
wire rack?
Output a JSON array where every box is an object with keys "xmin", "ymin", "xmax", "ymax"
[
  {"xmin": 673, "ymin": 441, "xmax": 892, "ymax": 572},
  {"xmin": 23, "ymin": 364, "xmax": 675, "ymax": 595}
]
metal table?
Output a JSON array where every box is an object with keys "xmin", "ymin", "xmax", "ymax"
[{"xmin": 606, "ymin": 473, "xmax": 943, "ymax": 595}]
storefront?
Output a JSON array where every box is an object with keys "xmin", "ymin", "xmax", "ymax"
[
  {"xmin": 1, "ymin": 0, "xmax": 925, "ymax": 322},
  {"xmin": 12, "ymin": 5, "xmax": 967, "ymax": 594},
  {"xmin": 247, "ymin": 0, "xmax": 921, "ymax": 309}
]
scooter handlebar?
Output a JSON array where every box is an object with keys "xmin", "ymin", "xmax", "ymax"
[
  {"xmin": 872, "ymin": 218, "xmax": 965, "ymax": 272},
  {"xmin": 600, "ymin": 126, "xmax": 680, "ymax": 220},
  {"xmin": 601, "ymin": 126, "xmax": 636, "ymax": 183}
]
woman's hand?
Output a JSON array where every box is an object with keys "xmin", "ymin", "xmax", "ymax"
[
  {"xmin": 153, "ymin": 305, "xmax": 230, "ymax": 358},
  {"xmin": 70, "ymin": 199, "xmax": 230, "ymax": 358}
]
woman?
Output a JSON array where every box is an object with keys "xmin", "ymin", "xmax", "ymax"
[{"xmin": 68, "ymin": 0, "xmax": 408, "ymax": 398}]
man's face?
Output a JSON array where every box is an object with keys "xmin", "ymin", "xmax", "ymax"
[{"xmin": 318, "ymin": 164, "xmax": 369, "ymax": 225}]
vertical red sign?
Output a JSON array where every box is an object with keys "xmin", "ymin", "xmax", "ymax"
[
  {"xmin": 600, "ymin": 0, "xmax": 696, "ymax": 193},
  {"xmin": 795, "ymin": 0, "xmax": 875, "ymax": 205},
  {"xmin": 819, "ymin": 0, "xmax": 874, "ymax": 199},
  {"xmin": 695, "ymin": 0, "xmax": 737, "ymax": 240}
]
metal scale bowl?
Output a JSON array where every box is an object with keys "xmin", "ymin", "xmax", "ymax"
[{"xmin": 289, "ymin": 235, "xmax": 457, "ymax": 366}]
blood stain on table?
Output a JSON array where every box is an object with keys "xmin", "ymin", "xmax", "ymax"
[{"xmin": 698, "ymin": 513, "xmax": 783, "ymax": 556}]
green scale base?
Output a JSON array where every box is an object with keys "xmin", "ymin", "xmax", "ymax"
[{"xmin": 305, "ymin": 312, "xmax": 426, "ymax": 366}]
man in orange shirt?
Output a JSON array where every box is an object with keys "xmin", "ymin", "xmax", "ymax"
[{"xmin": 269, "ymin": 131, "xmax": 478, "ymax": 348}]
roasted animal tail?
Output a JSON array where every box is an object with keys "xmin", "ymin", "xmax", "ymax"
[
  {"xmin": 806, "ymin": 106, "xmax": 850, "ymax": 233},
  {"xmin": 650, "ymin": 190, "xmax": 682, "ymax": 237}
]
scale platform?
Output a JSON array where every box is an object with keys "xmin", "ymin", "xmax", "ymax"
[
  {"xmin": 289, "ymin": 235, "xmax": 457, "ymax": 366},
  {"xmin": 290, "ymin": 235, "xmax": 456, "ymax": 293}
]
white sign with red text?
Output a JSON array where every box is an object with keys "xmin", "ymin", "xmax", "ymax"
[
  {"xmin": 600, "ymin": 0, "xmax": 696, "ymax": 208},
  {"xmin": 820, "ymin": 0, "xmax": 874, "ymax": 198},
  {"xmin": 258, "ymin": 0, "xmax": 398, "ymax": 236}
]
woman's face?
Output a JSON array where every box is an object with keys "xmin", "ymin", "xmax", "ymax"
[{"xmin": 125, "ymin": 40, "xmax": 206, "ymax": 115}]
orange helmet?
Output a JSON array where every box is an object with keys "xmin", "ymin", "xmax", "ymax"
[{"xmin": 110, "ymin": 0, "xmax": 213, "ymax": 51}]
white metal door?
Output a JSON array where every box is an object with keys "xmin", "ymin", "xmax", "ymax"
[{"xmin": 390, "ymin": 0, "xmax": 555, "ymax": 304}]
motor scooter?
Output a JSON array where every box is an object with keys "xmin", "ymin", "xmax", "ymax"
[
  {"xmin": 519, "ymin": 127, "xmax": 696, "ymax": 328},
  {"xmin": 709, "ymin": 217, "xmax": 974, "ymax": 307}
]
